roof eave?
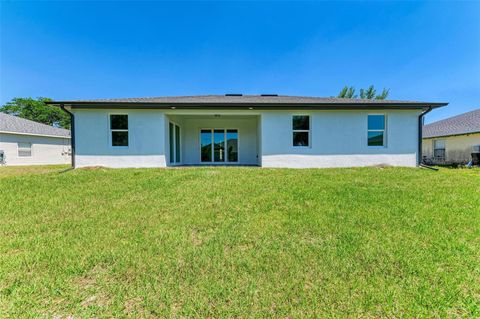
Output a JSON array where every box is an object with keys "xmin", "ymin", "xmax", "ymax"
[
  {"xmin": 423, "ymin": 130, "xmax": 480, "ymax": 139},
  {"xmin": 46, "ymin": 101, "xmax": 448, "ymax": 110}
]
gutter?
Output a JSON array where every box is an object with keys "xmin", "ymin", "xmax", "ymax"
[
  {"xmin": 0, "ymin": 131, "xmax": 70, "ymax": 139},
  {"xmin": 418, "ymin": 106, "xmax": 433, "ymax": 166},
  {"xmin": 60, "ymin": 104, "xmax": 75, "ymax": 168},
  {"xmin": 46, "ymin": 101, "xmax": 449, "ymax": 110}
]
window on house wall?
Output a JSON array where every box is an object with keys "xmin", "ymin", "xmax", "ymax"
[
  {"xmin": 110, "ymin": 114, "xmax": 128, "ymax": 146},
  {"xmin": 434, "ymin": 140, "xmax": 446, "ymax": 159},
  {"xmin": 292, "ymin": 115, "xmax": 310, "ymax": 147},
  {"xmin": 368, "ymin": 115, "xmax": 386, "ymax": 146},
  {"xmin": 18, "ymin": 142, "xmax": 32, "ymax": 157}
]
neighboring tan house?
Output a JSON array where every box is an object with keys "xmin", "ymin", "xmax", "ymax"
[
  {"xmin": 46, "ymin": 95, "xmax": 447, "ymax": 169},
  {"xmin": 0, "ymin": 112, "xmax": 71, "ymax": 166},
  {"xmin": 423, "ymin": 109, "xmax": 480, "ymax": 165}
]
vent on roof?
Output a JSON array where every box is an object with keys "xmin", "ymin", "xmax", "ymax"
[
  {"xmin": 260, "ymin": 94, "xmax": 278, "ymax": 97},
  {"xmin": 225, "ymin": 93, "xmax": 243, "ymax": 96}
]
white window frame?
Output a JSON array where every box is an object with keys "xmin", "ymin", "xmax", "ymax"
[
  {"xmin": 367, "ymin": 114, "xmax": 387, "ymax": 147},
  {"xmin": 17, "ymin": 142, "xmax": 32, "ymax": 157},
  {"xmin": 292, "ymin": 115, "xmax": 311, "ymax": 148},
  {"xmin": 199, "ymin": 128, "xmax": 240, "ymax": 164},
  {"xmin": 109, "ymin": 113, "xmax": 129, "ymax": 148},
  {"xmin": 433, "ymin": 139, "xmax": 446, "ymax": 159}
]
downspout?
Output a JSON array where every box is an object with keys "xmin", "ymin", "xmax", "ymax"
[
  {"xmin": 418, "ymin": 106, "xmax": 433, "ymax": 166},
  {"xmin": 60, "ymin": 104, "xmax": 75, "ymax": 168}
]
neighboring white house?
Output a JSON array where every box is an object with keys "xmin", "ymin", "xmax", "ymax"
[
  {"xmin": 423, "ymin": 109, "xmax": 480, "ymax": 165},
  {"xmin": 46, "ymin": 95, "xmax": 447, "ymax": 169},
  {"xmin": 0, "ymin": 112, "xmax": 71, "ymax": 166}
]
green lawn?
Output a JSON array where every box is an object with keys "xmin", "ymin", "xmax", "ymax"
[{"xmin": 0, "ymin": 166, "xmax": 479, "ymax": 318}]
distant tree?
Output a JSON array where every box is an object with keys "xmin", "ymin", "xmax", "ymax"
[
  {"xmin": 338, "ymin": 85, "xmax": 389, "ymax": 100},
  {"xmin": 0, "ymin": 97, "xmax": 70, "ymax": 129},
  {"xmin": 374, "ymin": 88, "xmax": 389, "ymax": 100},
  {"xmin": 337, "ymin": 86, "xmax": 357, "ymax": 98}
]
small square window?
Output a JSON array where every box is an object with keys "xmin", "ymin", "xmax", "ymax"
[
  {"xmin": 293, "ymin": 131, "xmax": 309, "ymax": 146},
  {"xmin": 110, "ymin": 115, "xmax": 128, "ymax": 130},
  {"xmin": 293, "ymin": 115, "xmax": 310, "ymax": 130},
  {"xmin": 368, "ymin": 115, "xmax": 385, "ymax": 130},
  {"xmin": 112, "ymin": 131, "xmax": 129, "ymax": 146},
  {"xmin": 18, "ymin": 142, "xmax": 32, "ymax": 157},
  {"xmin": 368, "ymin": 131, "xmax": 384, "ymax": 146}
]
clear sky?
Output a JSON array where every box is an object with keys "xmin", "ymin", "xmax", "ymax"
[{"xmin": 1, "ymin": 1, "xmax": 479, "ymax": 123}]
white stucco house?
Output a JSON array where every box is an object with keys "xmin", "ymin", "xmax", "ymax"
[
  {"xmin": 46, "ymin": 95, "xmax": 447, "ymax": 169},
  {"xmin": 0, "ymin": 112, "xmax": 71, "ymax": 166}
]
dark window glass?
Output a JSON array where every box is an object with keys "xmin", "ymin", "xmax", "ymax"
[
  {"xmin": 368, "ymin": 131, "xmax": 384, "ymax": 146},
  {"xmin": 169, "ymin": 123, "xmax": 174, "ymax": 163},
  {"xmin": 214, "ymin": 129, "xmax": 225, "ymax": 162},
  {"xmin": 112, "ymin": 131, "xmax": 128, "ymax": 146},
  {"xmin": 110, "ymin": 115, "xmax": 128, "ymax": 130},
  {"xmin": 293, "ymin": 132, "xmax": 309, "ymax": 146},
  {"xmin": 226, "ymin": 129, "xmax": 238, "ymax": 162},
  {"xmin": 292, "ymin": 115, "xmax": 309, "ymax": 130},
  {"xmin": 201, "ymin": 130, "xmax": 212, "ymax": 162},
  {"xmin": 175, "ymin": 125, "xmax": 181, "ymax": 163},
  {"xmin": 368, "ymin": 115, "xmax": 385, "ymax": 130}
]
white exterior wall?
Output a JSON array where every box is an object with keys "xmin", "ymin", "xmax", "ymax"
[
  {"xmin": 73, "ymin": 109, "xmax": 166, "ymax": 168},
  {"xmin": 72, "ymin": 108, "xmax": 422, "ymax": 169},
  {"xmin": 0, "ymin": 132, "xmax": 70, "ymax": 166},
  {"xmin": 261, "ymin": 109, "xmax": 421, "ymax": 168},
  {"xmin": 423, "ymin": 133, "xmax": 480, "ymax": 164}
]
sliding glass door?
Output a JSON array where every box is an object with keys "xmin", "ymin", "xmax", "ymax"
[
  {"xmin": 169, "ymin": 122, "xmax": 181, "ymax": 164},
  {"xmin": 200, "ymin": 129, "xmax": 238, "ymax": 163}
]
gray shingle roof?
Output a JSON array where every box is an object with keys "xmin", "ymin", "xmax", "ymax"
[
  {"xmin": 48, "ymin": 94, "xmax": 447, "ymax": 108},
  {"xmin": 423, "ymin": 109, "xmax": 480, "ymax": 138},
  {"xmin": 61, "ymin": 95, "xmax": 425, "ymax": 104},
  {"xmin": 0, "ymin": 112, "xmax": 70, "ymax": 138}
]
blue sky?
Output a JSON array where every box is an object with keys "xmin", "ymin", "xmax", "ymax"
[{"xmin": 1, "ymin": 1, "xmax": 479, "ymax": 123}]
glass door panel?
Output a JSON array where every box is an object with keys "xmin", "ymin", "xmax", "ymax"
[
  {"xmin": 175, "ymin": 125, "xmax": 181, "ymax": 163},
  {"xmin": 214, "ymin": 129, "xmax": 225, "ymax": 162},
  {"xmin": 226, "ymin": 130, "xmax": 238, "ymax": 162},
  {"xmin": 201, "ymin": 129, "xmax": 238, "ymax": 163},
  {"xmin": 169, "ymin": 122, "xmax": 181, "ymax": 164},
  {"xmin": 201, "ymin": 130, "xmax": 212, "ymax": 162},
  {"xmin": 169, "ymin": 123, "xmax": 174, "ymax": 163}
]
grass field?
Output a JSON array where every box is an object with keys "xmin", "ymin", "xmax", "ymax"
[{"xmin": 0, "ymin": 166, "xmax": 479, "ymax": 317}]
